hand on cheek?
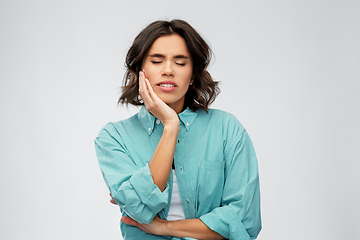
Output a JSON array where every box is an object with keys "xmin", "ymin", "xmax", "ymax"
[{"xmin": 138, "ymin": 71, "xmax": 179, "ymax": 128}]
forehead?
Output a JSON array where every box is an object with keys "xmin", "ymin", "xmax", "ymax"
[{"xmin": 148, "ymin": 34, "xmax": 190, "ymax": 56}]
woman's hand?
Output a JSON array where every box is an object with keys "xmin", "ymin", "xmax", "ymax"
[
  {"xmin": 139, "ymin": 71, "xmax": 179, "ymax": 128},
  {"xmin": 121, "ymin": 216, "xmax": 168, "ymax": 236},
  {"xmin": 109, "ymin": 193, "xmax": 116, "ymax": 205}
]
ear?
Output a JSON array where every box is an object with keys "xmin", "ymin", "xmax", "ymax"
[{"xmin": 190, "ymin": 76, "xmax": 194, "ymax": 85}]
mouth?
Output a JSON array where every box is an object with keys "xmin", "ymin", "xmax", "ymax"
[
  {"xmin": 158, "ymin": 83, "xmax": 175, "ymax": 87},
  {"xmin": 156, "ymin": 81, "xmax": 177, "ymax": 92}
]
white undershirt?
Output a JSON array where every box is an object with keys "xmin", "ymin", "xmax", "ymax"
[{"xmin": 167, "ymin": 169, "xmax": 185, "ymax": 221}]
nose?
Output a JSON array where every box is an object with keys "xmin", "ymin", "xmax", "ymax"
[{"xmin": 161, "ymin": 60, "xmax": 174, "ymax": 76}]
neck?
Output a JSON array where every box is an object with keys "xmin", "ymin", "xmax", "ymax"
[{"xmin": 168, "ymin": 101, "xmax": 185, "ymax": 114}]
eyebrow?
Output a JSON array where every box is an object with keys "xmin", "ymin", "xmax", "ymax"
[{"xmin": 149, "ymin": 54, "xmax": 190, "ymax": 59}]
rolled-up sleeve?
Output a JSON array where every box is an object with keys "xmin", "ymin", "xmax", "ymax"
[
  {"xmin": 200, "ymin": 120, "xmax": 261, "ymax": 240},
  {"xmin": 94, "ymin": 123, "xmax": 170, "ymax": 224}
]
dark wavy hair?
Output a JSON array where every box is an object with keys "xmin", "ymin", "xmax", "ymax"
[{"xmin": 118, "ymin": 19, "xmax": 219, "ymax": 112}]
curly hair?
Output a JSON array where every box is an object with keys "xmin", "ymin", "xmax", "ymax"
[{"xmin": 118, "ymin": 19, "xmax": 219, "ymax": 112}]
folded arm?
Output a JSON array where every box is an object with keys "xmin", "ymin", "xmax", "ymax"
[
  {"xmin": 115, "ymin": 129, "xmax": 261, "ymax": 240},
  {"xmin": 95, "ymin": 126, "xmax": 170, "ymax": 224},
  {"xmin": 121, "ymin": 216, "xmax": 225, "ymax": 240}
]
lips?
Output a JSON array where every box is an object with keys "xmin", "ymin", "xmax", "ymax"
[{"xmin": 156, "ymin": 81, "xmax": 177, "ymax": 92}]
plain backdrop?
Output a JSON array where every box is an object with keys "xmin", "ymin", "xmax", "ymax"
[{"xmin": 1, "ymin": 0, "xmax": 359, "ymax": 239}]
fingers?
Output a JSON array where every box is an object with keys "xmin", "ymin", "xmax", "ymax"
[
  {"xmin": 139, "ymin": 71, "xmax": 145, "ymax": 91},
  {"xmin": 144, "ymin": 77, "xmax": 157, "ymax": 100},
  {"xmin": 139, "ymin": 71, "xmax": 161, "ymax": 113},
  {"xmin": 121, "ymin": 217, "xmax": 149, "ymax": 234},
  {"xmin": 140, "ymin": 70, "xmax": 165, "ymax": 106},
  {"xmin": 109, "ymin": 193, "xmax": 117, "ymax": 205},
  {"xmin": 139, "ymin": 71, "xmax": 150, "ymax": 102},
  {"xmin": 139, "ymin": 71, "xmax": 153, "ymax": 106},
  {"xmin": 121, "ymin": 216, "xmax": 139, "ymax": 226}
]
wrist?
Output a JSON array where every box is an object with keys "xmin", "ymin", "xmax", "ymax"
[
  {"xmin": 163, "ymin": 121, "xmax": 180, "ymax": 133},
  {"xmin": 163, "ymin": 220, "xmax": 174, "ymax": 237}
]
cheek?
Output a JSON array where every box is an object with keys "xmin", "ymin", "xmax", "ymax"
[
  {"xmin": 142, "ymin": 65, "xmax": 155, "ymax": 81},
  {"xmin": 179, "ymin": 66, "xmax": 193, "ymax": 81},
  {"xmin": 141, "ymin": 63, "xmax": 150, "ymax": 75}
]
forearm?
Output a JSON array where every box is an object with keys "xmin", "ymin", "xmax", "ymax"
[
  {"xmin": 164, "ymin": 218, "xmax": 225, "ymax": 240},
  {"xmin": 149, "ymin": 124, "xmax": 179, "ymax": 191}
]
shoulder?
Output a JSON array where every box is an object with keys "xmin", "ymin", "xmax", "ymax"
[
  {"xmin": 96, "ymin": 113, "xmax": 140, "ymax": 140},
  {"xmin": 199, "ymin": 108, "xmax": 246, "ymax": 134}
]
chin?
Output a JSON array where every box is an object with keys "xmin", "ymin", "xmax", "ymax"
[
  {"xmin": 162, "ymin": 99, "xmax": 177, "ymax": 105},
  {"xmin": 157, "ymin": 95, "xmax": 177, "ymax": 104}
]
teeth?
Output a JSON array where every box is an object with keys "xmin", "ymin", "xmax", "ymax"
[{"xmin": 159, "ymin": 84, "xmax": 175, "ymax": 87}]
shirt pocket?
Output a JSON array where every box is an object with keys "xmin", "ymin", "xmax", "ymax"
[{"xmin": 196, "ymin": 160, "xmax": 225, "ymax": 215}]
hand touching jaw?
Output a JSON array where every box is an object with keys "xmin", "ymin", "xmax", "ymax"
[
  {"xmin": 141, "ymin": 34, "xmax": 193, "ymax": 114},
  {"xmin": 138, "ymin": 71, "xmax": 179, "ymax": 128}
]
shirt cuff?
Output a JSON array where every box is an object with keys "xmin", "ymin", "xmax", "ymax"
[
  {"xmin": 199, "ymin": 206, "xmax": 250, "ymax": 240},
  {"xmin": 130, "ymin": 163, "xmax": 170, "ymax": 214}
]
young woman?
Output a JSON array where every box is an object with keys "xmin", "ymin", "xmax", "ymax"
[{"xmin": 95, "ymin": 19, "xmax": 261, "ymax": 240}]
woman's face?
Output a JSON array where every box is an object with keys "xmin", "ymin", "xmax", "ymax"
[{"xmin": 142, "ymin": 34, "xmax": 193, "ymax": 113}]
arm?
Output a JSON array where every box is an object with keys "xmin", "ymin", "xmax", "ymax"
[
  {"xmin": 138, "ymin": 71, "xmax": 179, "ymax": 191},
  {"xmin": 148, "ymin": 124, "xmax": 178, "ymax": 191},
  {"xmin": 95, "ymin": 125, "xmax": 170, "ymax": 224},
  {"xmin": 121, "ymin": 216, "xmax": 225, "ymax": 240},
  {"xmin": 109, "ymin": 194, "xmax": 224, "ymax": 239},
  {"xmin": 118, "ymin": 116, "xmax": 261, "ymax": 239},
  {"xmin": 199, "ymin": 128, "xmax": 261, "ymax": 240},
  {"xmin": 96, "ymin": 71, "xmax": 179, "ymax": 224}
]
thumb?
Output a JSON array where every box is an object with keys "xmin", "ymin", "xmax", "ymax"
[{"xmin": 121, "ymin": 216, "xmax": 139, "ymax": 226}]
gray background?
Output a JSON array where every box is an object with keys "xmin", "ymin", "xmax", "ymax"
[{"xmin": 1, "ymin": 0, "xmax": 359, "ymax": 239}]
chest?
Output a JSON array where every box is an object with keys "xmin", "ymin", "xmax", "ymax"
[{"xmin": 122, "ymin": 124, "xmax": 226, "ymax": 217}]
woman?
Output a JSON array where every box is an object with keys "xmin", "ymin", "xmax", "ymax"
[{"xmin": 95, "ymin": 19, "xmax": 261, "ymax": 240}]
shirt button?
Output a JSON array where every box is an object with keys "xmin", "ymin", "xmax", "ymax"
[
  {"xmin": 148, "ymin": 128, "xmax": 151, "ymax": 132},
  {"xmin": 177, "ymin": 139, "xmax": 180, "ymax": 144},
  {"xmin": 186, "ymin": 199, "xmax": 190, "ymax": 204},
  {"xmin": 156, "ymin": 119, "xmax": 160, "ymax": 124},
  {"xmin": 180, "ymin": 166, "xmax": 183, "ymax": 172},
  {"xmin": 186, "ymin": 122, "xmax": 189, "ymax": 127}
]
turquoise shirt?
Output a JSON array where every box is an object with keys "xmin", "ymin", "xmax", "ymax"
[{"xmin": 95, "ymin": 106, "xmax": 261, "ymax": 240}]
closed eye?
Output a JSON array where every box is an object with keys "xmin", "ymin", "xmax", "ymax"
[
  {"xmin": 176, "ymin": 62, "xmax": 186, "ymax": 66},
  {"xmin": 151, "ymin": 61, "xmax": 162, "ymax": 64}
]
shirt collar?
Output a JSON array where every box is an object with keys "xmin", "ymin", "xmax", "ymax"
[
  {"xmin": 138, "ymin": 105, "xmax": 156, "ymax": 135},
  {"xmin": 137, "ymin": 105, "xmax": 199, "ymax": 135},
  {"xmin": 178, "ymin": 107, "xmax": 198, "ymax": 131}
]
